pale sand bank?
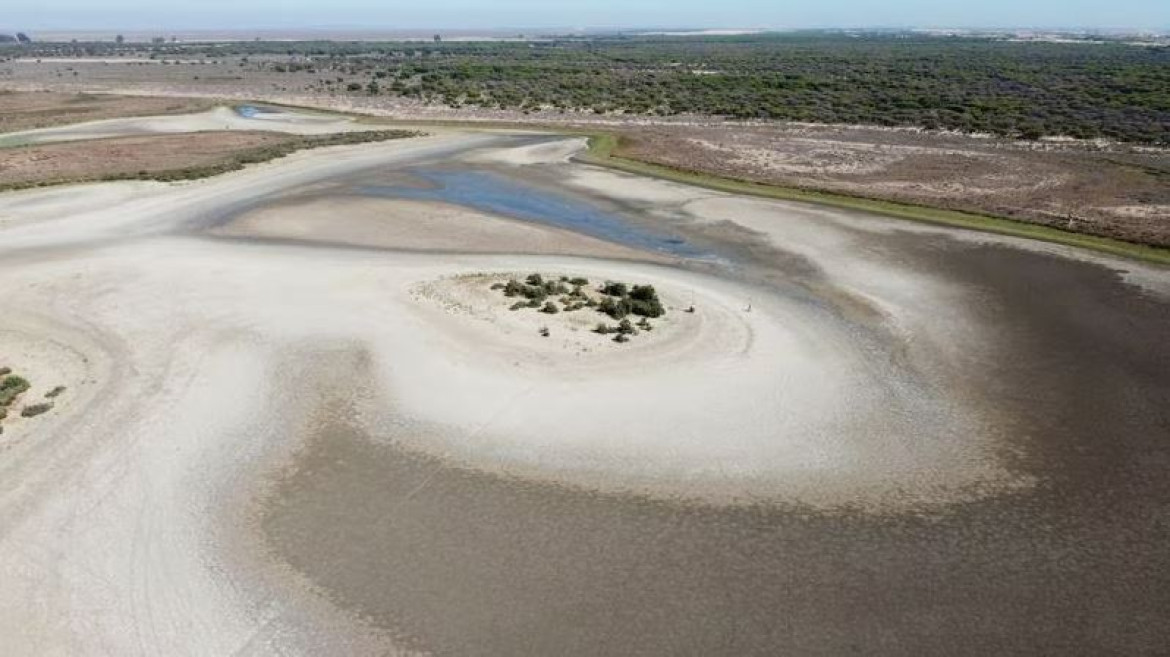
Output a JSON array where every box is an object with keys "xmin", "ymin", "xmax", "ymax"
[
  {"xmin": 0, "ymin": 128, "xmax": 1165, "ymax": 655},
  {"xmin": 217, "ymin": 195, "xmax": 661, "ymax": 261}
]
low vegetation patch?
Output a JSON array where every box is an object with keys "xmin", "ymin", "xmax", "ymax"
[
  {"xmin": 21, "ymin": 403, "xmax": 53, "ymax": 418},
  {"xmin": 0, "ymin": 367, "xmax": 62, "ymax": 432},
  {"xmin": 489, "ymin": 273, "xmax": 668, "ymax": 343},
  {"xmin": 583, "ymin": 133, "xmax": 1170, "ymax": 265},
  {"xmin": 0, "ymin": 373, "xmax": 30, "ymax": 407},
  {"xmin": 0, "ymin": 129, "xmax": 422, "ymax": 192}
]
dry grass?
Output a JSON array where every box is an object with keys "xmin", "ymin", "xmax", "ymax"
[
  {"xmin": 0, "ymin": 131, "xmax": 293, "ymax": 187},
  {"xmin": 1, "ymin": 75, "xmax": 1165, "ymax": 249},
  {"xmin": 0, "ymin": 129, "xmax": 418, "ymax": 190},
  {"xmin": 0, "ymin": 90, "xmax": 216, "ymax": 133},
  {"xmin": 609, "ymin": 124, "xmax": 1170, "ymax": 248}
]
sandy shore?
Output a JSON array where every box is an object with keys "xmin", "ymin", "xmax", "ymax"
[
  {"xmin": 216, "ymin": 195, "xmax": 659, "ymax": 261},
  {"xmin": 1, "ymin": 123, "xmax": 1167, "ymax": 654}
]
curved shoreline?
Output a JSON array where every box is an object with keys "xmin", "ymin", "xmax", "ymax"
[{"xmin": 0, "ymin": 123, "xmax": 1166, "ymax": 654}]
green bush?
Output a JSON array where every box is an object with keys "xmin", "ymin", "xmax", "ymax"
[
  {"xmin": 0, "ymin": 375, "xmax": 28, "ymax": 391},
  {"xmin": 0, "ymin": 375, "xmax": 31, "ymax": 407},
  {"xmin": 628, "ymin": 285, "xmax": 665, "ymax": 318},
  {"xmin": 540, "ymin": 301, "xmax": 560, "ymax": 314},
  {"xmin": 503, "ymin": 279, "xmax": 525, "ymax": 297},
  {"xmin": 601, "ymin": 281, "xmax": 628, "ymax": 297},
  {"xmin": 45, "ymin": 385, "xmax": 67, "ymax": 399},
  {"xmin": 598, "ymin": 297, "xmax": 631, "ymax": 320},
  {"xmin": 629, "ymin": 298, "xmax": 664, "ymax": 319},
  {"xmin": 629, "ymin": 285, "xmax": 656, "ymax": 302},
  {"xmin": 21, "ymin": 403, "xmax": 53, "ymax": 418}
]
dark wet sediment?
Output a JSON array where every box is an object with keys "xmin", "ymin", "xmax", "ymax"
[
  {"xmin": 260, "ymin": 235, "xmax": 1170, "ymax": 656},
  {"xmin": 244, "ymin": 134, "xmax": 1170, "ymax": 655}
]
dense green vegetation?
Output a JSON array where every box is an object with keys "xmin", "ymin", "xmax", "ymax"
[
  {"xmin": 8, "ymin": 32, "xmax": 1165, "ymax": 143},
  {"xmin": 489, "ymin": 273, "xmax": 667, "ymax": 342},
  {"xmin": 0, "ymin": 371, "xmax": 30, "ymax": 408}
]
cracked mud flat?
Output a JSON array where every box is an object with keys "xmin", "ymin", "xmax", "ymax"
[{"xmin": 0, "ymin": 124, "xmax": 1167, "ymax": 655}]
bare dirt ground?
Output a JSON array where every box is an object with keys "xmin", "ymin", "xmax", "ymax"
[
  {"xmin": 216, "ymin": 196, "xmax": 660, "ymax": 261},
  {"xmin": 0, "ymin": 89, "xmax": 214, "ymax": 133},
  {"xmin": 0, "ymin": 131, "xmax": 298, "ymax": 187},
  {"xmin": 2, "ymin": 58, "xmax": 1167, "ymax": 245},
  {"xmin": 0, "ymin": 127, "xmax": 1167, "ymax": 655}
]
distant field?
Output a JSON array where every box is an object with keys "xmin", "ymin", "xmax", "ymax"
[
  {"xmin": 601, "ymin": 123, "xmax": 1170, "ymax": 248},
  {"xmin": 0, "ymin": 90, "xmax": 215, "ymax": 133},
  {"xmin": 4, "ymin": 33, "xmax": 1167, "ymax": 143},
  {"xmin": 0, "ymin": 129, "xmax": 419, "ymax": 190}
]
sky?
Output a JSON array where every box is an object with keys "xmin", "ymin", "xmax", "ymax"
[{"xmin": 2, "ymin": 0, "xmax": 1167, "ymax": 31}]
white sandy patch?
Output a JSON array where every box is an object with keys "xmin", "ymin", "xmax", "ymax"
[
  {"xmin": 464, "ymin": 136, "xmax": 587, "ymax": 166},
  {"xmin": 566, "ymin": 164, "xmax": 725, "ymax": 206},
  {"xmin": 0, "ymin": 323, "xmax": 98, "ymax": 443},
  {"xmin": 4, "ymin": 128, "xmax": 1162, "ymax": 654},
  {"xmin": 0, "ymin": 181, "xmax": 167, "ymax": 227},
  {"xmin": 1107, "ymin": 204, "xmax": 1170, "ymax": 219},
  {"xmin": 0, "ymin": 243, "xmax": 416, "ymax": 656},
  {"xmin": 386, "ymin": 257, "xmax": 1018, "ymax": 508},
  {"xmin": 410, "ymin": 272, "xmax": 708, "ymax": 369},
  {"xmin": 217, "ymin": 195, "xmax": 657, "ymax": 260},
  {"xmin": 0, "ymin": 131, "xmax": 493, "ymax": 250},
  {"xmin": 565, "ymin": 163, "xmax": 1170, "ymax": 299}
]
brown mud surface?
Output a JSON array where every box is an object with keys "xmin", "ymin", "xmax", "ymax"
[
  {"xmin": 0, "ymin": 131, "xmax": 300, "ymax": 186},
  {"xmin": 0, "ymin": 89, "xmax": 214, "ymax": 133},
  {"xmin": 260, "ymin": 217, "xmax": 1170, "ymax": 656}
]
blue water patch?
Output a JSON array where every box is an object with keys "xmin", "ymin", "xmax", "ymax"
[
  {"xmin": 235, "ymin": 104, "xmax": 278, "ymax": 118},
  {"xmin": 359, "ymin": 169, "xmax": 708, "ymax": 258}
]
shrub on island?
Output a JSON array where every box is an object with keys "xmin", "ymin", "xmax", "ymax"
[{"xmin": 490, "ymin": 273, "xmax": 667, "ymax": 342}]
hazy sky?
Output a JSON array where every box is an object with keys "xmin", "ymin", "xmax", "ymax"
[{"xmin": 3, "ymin": 0, "xmax": 1167, "ymax": 31}]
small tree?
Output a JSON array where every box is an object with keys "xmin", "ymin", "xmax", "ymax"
[
  {"xmin": 503, "ymin": 279, "xmax": 525, "ymax": 297},
  {"xmin": 601, "ymin": 281, "xmax": 628, "ymax": 297}
]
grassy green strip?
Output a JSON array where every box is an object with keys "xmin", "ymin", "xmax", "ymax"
[
  {"xmin": 0, "ymin": 129, "xmax": 421, "ymax": 193},
  {"xmin": 582, "ymin": 133, "xmax": 1170, "ymax": 266}
]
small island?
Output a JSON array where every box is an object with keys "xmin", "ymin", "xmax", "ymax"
[{"xmin": 489, "ymin": 273, "xmax": 668, "ymax": 343}]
